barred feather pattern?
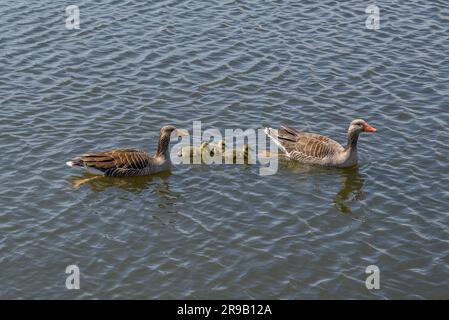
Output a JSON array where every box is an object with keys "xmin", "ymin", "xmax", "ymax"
[
  {"xmin": 266, "ymin": 119, "xmax": 375, "ymax": 167},
  {"xmin": 70, "ymin": 149, "xmax": 167, "ymax": 177},
  {"xmin": 265, "ymin": 124, "xmax": 350, "ymax": 166},
  {"xmin": 67, "ymin": 126, "xmax": 176, "ymax": 177},
  {"xmin": 278, "ymin": 125, "xmax": 343, "ymax": 162}
]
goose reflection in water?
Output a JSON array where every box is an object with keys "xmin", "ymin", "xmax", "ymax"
[
  {"xmin": 68, "ymin": 171, "xmax": 172, "ymax": 194},
  {"xmin": 70, "ymin": 159, "xmax": 364, "ymax": 214},
  {"xmin": 333, "ymin": 166, "xmax": 365, "ymax": 214},
  {"xmin": 279, "ymin": 159, "xmax": 365, "ymax": 214}
]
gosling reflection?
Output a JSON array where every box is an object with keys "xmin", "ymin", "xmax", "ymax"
[
  {"xmin": 333, "ymin": 166, "xmax": 365, "ymax": 214},
  {"xmin": 69, "ymin": 171, "xmax": 172, "ymax": 193}
]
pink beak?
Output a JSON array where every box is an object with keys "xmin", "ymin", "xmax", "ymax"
[{"xmin": 363, "ymin": 123, "xmax": 377, "ymax": 132}]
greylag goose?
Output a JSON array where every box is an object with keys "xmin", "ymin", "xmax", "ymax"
[
  {"xmin": 66, "ymin": 125, "xmax": 188, "ymax": 177},
  {"xmin": 209, "ymin": 140, "xmax": 226, "ymax": 157},
  {"xmin": 264, "ymin": 119, "xmax": 377, "ymax": 168},
  {"xmin": 223, "ymin": 144, "xmax": 250, "ymax": 163}
]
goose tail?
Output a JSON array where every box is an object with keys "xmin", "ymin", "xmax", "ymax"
[
  {"xmin": 264, "ymin": 127, "xmax": 289, "ymax": 155},
  {"xmin": 66, "ymin": 157, "xmax": 84, "ymax": 168}
]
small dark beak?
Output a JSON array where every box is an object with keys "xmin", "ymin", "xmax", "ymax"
[{"xmin": 175, "ymin": 129, "xmax": 189, "ymax": 137}]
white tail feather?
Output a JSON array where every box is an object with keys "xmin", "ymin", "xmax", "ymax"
[
  {"xmin": 264, "ymin": 127, "xmax": 290, "ymax": 156},
  {"xmin": 66, "ymin": 160, "xmax": 83, "ymax": 169},
  {"xmin": 66, "ymin": 161, "xmax": 75, "ymax": 167}
]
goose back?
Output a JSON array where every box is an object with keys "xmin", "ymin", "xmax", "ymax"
[
  {"xmin": 70, "ymin": 148, "xmax": 168, "ymax": 177},
  {"xmin": 277, "ymin": 125, "xmax": 344, "ymax": 163}
]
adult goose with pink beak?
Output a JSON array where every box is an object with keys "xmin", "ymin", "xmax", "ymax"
[{"xmin": 264, "ymin": 119, "xmax": 377, "ymax": 168}]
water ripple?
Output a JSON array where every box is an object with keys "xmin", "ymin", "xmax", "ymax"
[{"xmin": 0, "ymin": 0, "xmax": 448, "ymax": 299}]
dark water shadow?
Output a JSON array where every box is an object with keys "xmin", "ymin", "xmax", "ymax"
[
  {"xmin": 68, "ymin": 171, "xmax": 172, "ymax": 194},
  {"xmin": 333, "ymin": 167, "xmax": 365, "ymax": 214},
  {"xmin": 279, "ymin": 159, "xmax": 365, "ymax": 214}
]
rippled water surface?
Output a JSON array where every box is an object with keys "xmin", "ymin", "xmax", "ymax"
[{"xmin": 1, "ymin": 0, "xmax": 449, "ymax": 299}]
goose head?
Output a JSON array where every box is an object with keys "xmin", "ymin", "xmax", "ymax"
[
  {"xmin": 157, "ymin": 125, "xmax": 189, "ymax": 157},
  {"xmin": 160, "ymin": 125, "xmax": 189, "ymax": 138},
  {"xmin": 217, "ymin": 140, "xmax": 226, "ymax": 152},
  {"xmin": 348, "ymin": 119, "xmax": 377, "ymax": 135},
  {"xmin": 346, "ymin": 119, "xmax": 377, "ymax": 150}
]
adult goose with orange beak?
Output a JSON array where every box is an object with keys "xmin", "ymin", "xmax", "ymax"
[
  {"xmin": 264, "ymin": 119, "xmax": 377, "ymax": 168},
  {"xmin": 66, "ymin": 125, "xmax": 189, "ymax": 177}
]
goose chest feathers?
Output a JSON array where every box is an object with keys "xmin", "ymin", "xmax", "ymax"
[
  {"xmin": 66, "ymin": 125, "xmax": 188, "ymax": 177},
  {"xmin": 264, "ymin": 119, "xmax": 377, "ymax": 168}
]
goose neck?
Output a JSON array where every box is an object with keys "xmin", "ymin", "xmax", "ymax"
[{"xmin": 156, "ymin": 133, "xmax": 171, "ymax": 158}]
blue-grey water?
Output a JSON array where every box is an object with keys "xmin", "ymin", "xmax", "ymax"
[{"xmin": 1, "ymin": 0, "xmax": 448, "ymax": 299}]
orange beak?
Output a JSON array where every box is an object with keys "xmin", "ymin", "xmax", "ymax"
[{"xmin": 363, "ymin": 123, "xmax": 377, "ymax": 132}]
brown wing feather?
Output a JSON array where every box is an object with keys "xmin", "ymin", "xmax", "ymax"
[
  {"xmin": 77, "ymin": 148, "xmax": 153, "ymax": 176},
  {"xmin": 286, "ymin": 134, "xmax": 343, "ymax": 160},
  {"xmin": 276, "ymin": 126, "xmax": 344, "ymax": 161}
]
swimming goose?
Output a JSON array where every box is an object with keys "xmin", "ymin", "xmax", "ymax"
[
  {"xmin": 264, "ymin": 119, "xmax": 377, "ymax": 168},
  {"xmin": 209, "ymin": 140, "xmax": 226, "ymax": 157},
  {"xmin": 66, "ymin": 125, "xmax": 189, "ymax": 177},
  {"xmin": 223, "ymin": 144, "xmax": 250, "ymax": 164},
  {"xmin": 177, "ymin": 141, "xmax": 211, "ymax": 159}
]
